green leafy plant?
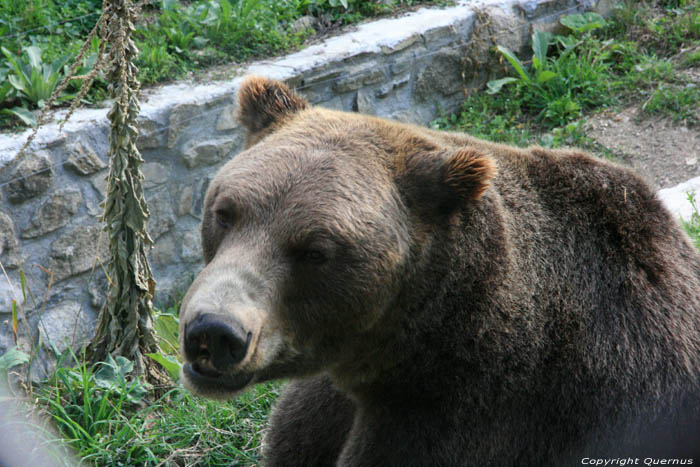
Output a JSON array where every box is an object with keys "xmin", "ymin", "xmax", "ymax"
[
  {"xmin": 642, "ymin": 85, "xmax": 700, "ymax": 125},
  {"xmin": 2, "ymin": 46, "xmax": 72, "ymax": 107},
  {"xmin": 0, "ymin": 45, "xmax": 73, "ymax": 124},
  {"xmin": 486, "ymin": 13, "xmax": 612, "ymax": 127},
  {"xmin": 0, "ymin": 346, "xmax": 30, "ymax": 391},
  {"xmin": 683, "ymin": 192, "xmax": 700, "ymax": 250},
  {"xmin": 147, "ymin": 309, "xmax": 182, "ymax": 381}
]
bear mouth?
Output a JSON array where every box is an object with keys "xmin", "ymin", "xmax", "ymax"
[{"xmin": 183, "ymin": 362, "xmax": 254, "ymax": 393}]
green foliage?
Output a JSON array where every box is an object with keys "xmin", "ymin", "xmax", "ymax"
[
  {"xmin": 0, "ymin": 346, "xmax": 31, "ymax": 390},
  {"xmin": 487, "ymin": 13, "xmax": 611, "ymax": 128},
  {"xmin": 2, "ymin": 46, "xmax": 71, "ymax": 107},
  {"xmin": 36, "ymin": 348, "xmax": 281, "ymax": 465},
  {"xmin": 683, "ymin": 192, "xmax": 700, "ymax": 250},
  {"xmin": 0, "ymin": 45, "xmax": 73, "ymax": 125},
  {"xmin": 147, "ymin": 309, "xmax": 182, "ymax": 381},
  {"xmin": 38, "ymin": 352, "xmax": 154, "ymax": 463},
  {"xmin": 682, "ymin": 47, "xmax": 700, "ymax": 66},
  {"xmin": 642, "ymin": 85, "xmax": 700, "ymax": 125},
  {"xmin": 441, "ymin": 3, "xmax": 700, "ymax": 149},
  {"xmin": 1, "ymin": 0, "xmax": 445, "ymax": 126}
]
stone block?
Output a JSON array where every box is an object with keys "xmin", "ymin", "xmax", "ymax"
[
  {"xmin": 88, "ymin": 272, "xmax": 109, "ymax": 310},
  {"xmin": 4, "ymin": 151, "xmax": 54, "ymax": 203},
  {"xmin": 356, "ymin": 89, "xmax": 374, "ymax": 114},
  {"xmin": 216, "ymin": 103, "xmax": 239, "ymax": 131},
  {"xmin": 332, "ymin": 69, "xmax": 386, "ymax": 94},
  {"xmin": 21, "ymin": 189, "xmax": 82, "ymax": 239},
  {"xmin": 182, "ymin": 136, "xmax": 241, "ymax": 169},
  {"xmin": 49, "ymin": 225, "xmax": 108, "ymax": 282},
  {"xmin": 137, "ymin": 116, "xmax": 167, "ymax": 150},
  {"xmin": 142, "ymin": 162, "xmax": 169, "ymax": 189},
  {"xmin": 415, "ymin": 48, "xmax": 466, "ymax": 102},
  {"xmin": 36, "ymin": 301, "xmax": 96, "ymax": 355},
  {"xmin": 375, "ymin": 74, "xmax": 411, "ymax": 99},
  {"xmin": 178, "ymin": 185, "xmax": 194, "ymax": 217},
  {"xmin": 423, "ymin": 24, "xmax": 457, "ymax": 45},
  {"xmin": 65, "ymin": 143, "xmax": 107, "ymax": 176},
  {"xmin": 152, "ymin": 233, "xmax": 177, "ymax": 267},
  {"xmin": 146, "ymin": 187, "xmax": 176, "ymax": 240},
  {"xmin": 391, "ymin": 59, "xmax": 412, "ymax": 76},
  {"xmin": 0, "ymin": 273, "xmax": 24, "ymax": 312},
  {"xmin": 0, "ymin": 211, "xmax": 21, "ymax": 269},
  {"xmin": 381, "ymin": 34, "xmax": 421, "ymax": 54},
  {"xmin": 181, "ymin": 230, "xmax": 202, "ymax": 263},
  {"xmin": 487, "ymin": 7, "xmax": 526, "ymax": 54},
  {"xmin": 168, "ymin": 103, "xmax": 202, "ymax": 148},
  {"xmin": 91, "ymin": 172, "xmax": 108, "ymax": 198}
]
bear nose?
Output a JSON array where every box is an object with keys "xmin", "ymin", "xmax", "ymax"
[{"xmin": 184, "ymin": 313, "xmax": 251, "ymax": 370}]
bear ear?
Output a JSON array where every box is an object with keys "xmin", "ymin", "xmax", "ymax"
[
  {"xmin": 396, "ymin": 148, "xmax": 497, "ymax": 214},
  {"xmin": 236, "ymin": 76, "xmax": 308, "ymax": 144}
]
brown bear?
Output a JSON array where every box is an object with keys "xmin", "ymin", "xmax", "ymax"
[{"xmin": 178, "ymin": 76, "xmax": 700, "ymax": 466}]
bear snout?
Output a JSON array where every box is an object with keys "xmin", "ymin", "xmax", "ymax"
[{"xmin": 184, "ymin": 312, "xmax": 252, "ymax": 373}]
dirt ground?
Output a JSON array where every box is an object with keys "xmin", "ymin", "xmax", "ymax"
[{"xmin": 584, "ymin": 67, "xmax": 700, "ymax": 190}]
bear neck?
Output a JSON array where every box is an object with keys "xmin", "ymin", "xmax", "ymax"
[{"xmin": 329, "ymin": 191, "xmax": 534, "ymax": 408}]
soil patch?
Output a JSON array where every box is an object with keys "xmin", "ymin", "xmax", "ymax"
[
  {"xmin": 585, "ymin": 106, "xmax": 700, "ymax": 189},
  {"xmin": 584, "ymin": 65, "xmax": 700, "ymax": 190}
]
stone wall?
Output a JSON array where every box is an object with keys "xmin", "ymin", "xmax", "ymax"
[{"xmin": 0, "ymin": 0, "xmax": 612, "ymax": 373}]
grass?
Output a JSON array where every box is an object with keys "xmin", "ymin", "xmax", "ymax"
[
  {"xmin": 433, "ymin": 0, "xmax": 700, "ymax": 151},
  {"xmin": 643, "ymin": 85, "xmax": 700, "ymax": 125},
  {"xmin": 2, "ymin": 301, "xmax": 282, "ymax": 466},
  {"xmin": 0, "ymin": 0, "xmax": 447, "ymax": 128}
]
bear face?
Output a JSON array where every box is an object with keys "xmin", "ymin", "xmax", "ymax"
[{"xmin": 179, "ymin": 77, "xmax": 496, "ymax": 399}]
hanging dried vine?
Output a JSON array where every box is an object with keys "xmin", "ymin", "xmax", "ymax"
[{"xmin": 87, "ymin": 0, "xmax": 163, "ymax": 381}]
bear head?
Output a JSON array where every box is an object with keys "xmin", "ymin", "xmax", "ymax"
[{"xmin": 178, "ymin": 76, "xmax": 496, "ymax": 399}]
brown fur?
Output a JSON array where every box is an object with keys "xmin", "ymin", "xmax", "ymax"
[{"xmin": 179, "ymin": 77, "xmax": 700, "ymax": 465}]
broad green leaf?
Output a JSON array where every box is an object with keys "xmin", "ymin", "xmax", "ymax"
[
  {"xmin": 1, "ymin": 47, "xmax": 23, "ymax": 78},
  {"xmin": 0, "ymin": 347, "xmax": 30, "ymax": 371},
  {"xmin": 147, "ymin": 352, "xmax": 181, "ymax": 381},
  {"xmin": 162, "ymin": 0, "xmax": 179, "ymax": 10},
  {"xmin": 560, "ymin": 12, "xmax": 606, "ymax": 34},
  {"xmin": 532, "ymin": 31, "xmax": 552, "ymax": 70},
  {"xmin": 153, "ymin": 313, "xmax": 179, "ymax": 356},
  {"xmin": 536, "ymin": 70, "xmax": 557, "ymax": 84},
  {"xmin": 495, "ymin": 45, "xmax": 530, "ymax": 83},
  {"xmin": 8, "ymin": 75, "xmax": 27, "ymax": 93},
  {"xmin": 487, "ymin": 77, "xmax": 518, "ymax": 94},
  {"xmin": 23, "ymin": 46, "xmax": 43, "ymax": 70},
  {"xmin": 2, "ymin": 107, "xmax": 36, "ymax": 126},
  {"xmin": 0, "ymin": 81, "xmax": 14, "ymax": 102}
]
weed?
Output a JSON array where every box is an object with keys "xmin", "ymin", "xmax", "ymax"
[
  {"xmin": 683, "ymin": 192, "xmax": 700, "ymax": 249},
  {"xmin": 682, "ymin": 47, "xmax": 700, "ymax": 66},
  {"xmin": 487, "ymin": 13, "xmax": 612, "ymax": 128},
  {"xmin": 642, "ymin": 85, "xmax": 700, "ymax": 125},
  {"xmin": 1, "ymin": 45, "xmax": 73, "ymax": 124}
]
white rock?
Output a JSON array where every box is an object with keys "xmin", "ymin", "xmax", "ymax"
[{"xmin": 658, "ymin": 176, "xmax": 700, "ymax": 222}]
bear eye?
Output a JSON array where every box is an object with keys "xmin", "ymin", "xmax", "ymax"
[
  {"xmin": 297, "ymin": 248, "xmax": 327, "ymax": 264},
  {"xmin": 214, "ymin": 208, "xmax": 235, "ymax": 229}
]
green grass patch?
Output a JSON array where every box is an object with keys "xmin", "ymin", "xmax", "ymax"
[
  {"xmin": 435, "ymin": 1, "xmax": 700, "ymax": 151},
  {"xmin": 0, "ymin": 300, "xmax": 282, "ymax": 466},
  {"xmin": 642, "ymin": 85, "xmax": 700, "ymax": 125},
  {"xmin": 35, "ymin": 355, "xmax": 281, "ymax": 465},
  {"xmin": 0, "ymin": 0, "xmax": 447, "ymax": 128}
]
